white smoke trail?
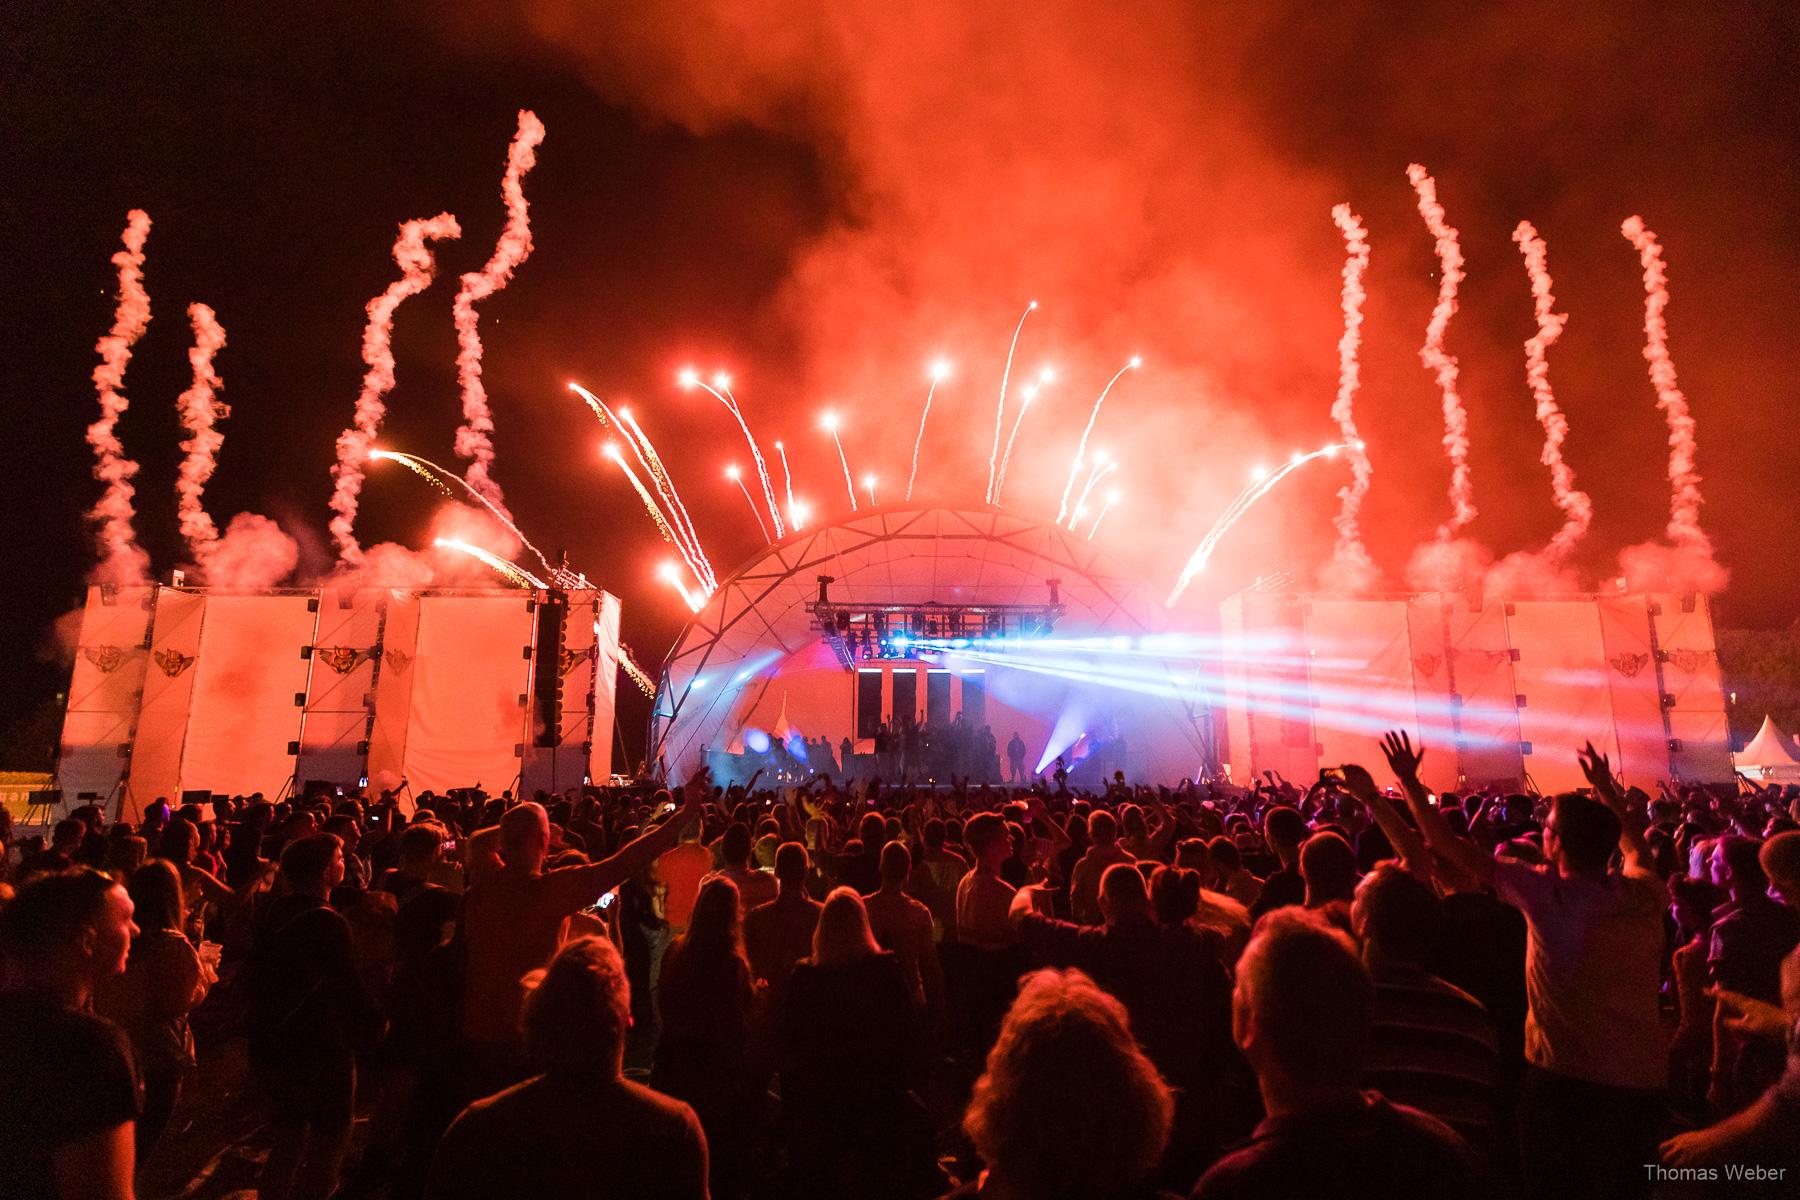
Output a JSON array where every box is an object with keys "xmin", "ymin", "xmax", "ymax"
[
  {"xmin": 330, "ymin": 212, "xmax": 462, "ymax": 567},
  {"xmin": 1621, "ymin": 216, "xmax": 1710, "ymax": 558},
  {"xmin": 454, "ymin": 110, "xmax": 546, "ymax": 507},
  {"xmin": 1325, "ymin": 204, "xmax": 1377, "ymax": 585},
  {"xmin": 985, "ymin": 301, "xmax": 1036, "ymax": 504},
  {"xmin": 173, "ymin": 304, "xmax": 228, "ymax": 567},
  {"xmin": 1406, "ymin": 164, "xmax": 1476, "ymax": 538},
  {"xmin": 86, "ymin": 210, "xmax": 153, "ymax": 585},
  {"xmin": 1512, "ymin": 221, "xmax": 1592, "ymax": 564}
]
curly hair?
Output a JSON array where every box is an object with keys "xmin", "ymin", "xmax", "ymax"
[{"xmin": 964, "ymin": 969, "xmax": 1172, "ymax": 1199}]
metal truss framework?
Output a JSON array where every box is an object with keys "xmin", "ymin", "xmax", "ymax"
[{"xmin": 649, "ymin": 505, "xmax": 1216, "ymax": 776}]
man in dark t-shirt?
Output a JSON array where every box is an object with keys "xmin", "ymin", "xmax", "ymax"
[
  {"xmin": 428, "ymin": 935, "xmax": 707, "ymax": 1200},
  {"xmin": 0, "ymin": 868, "xmax": 143, "ymax": 1200},
  {"xmin": 1193, "ymin": 908, "xmax": 1488, "ymax": 1200}
]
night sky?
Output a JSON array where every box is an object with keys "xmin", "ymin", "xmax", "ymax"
[{"xmin": 4, "ymin": 2, "xmax": 1797, "ymax": 754}]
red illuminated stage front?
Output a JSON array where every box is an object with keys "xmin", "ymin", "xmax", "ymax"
[
  {"xmin": 57, "ymin": 584, "xmax": 623, "ymax": 818},
  {"xmin": 1218, "ymin": 589, "xmax": 1731, "ymax": 793}
]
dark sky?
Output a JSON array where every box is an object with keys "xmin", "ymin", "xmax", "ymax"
[{"xmin": 3, "ymin": 2, "xmax": 1797, "ymax": 747}]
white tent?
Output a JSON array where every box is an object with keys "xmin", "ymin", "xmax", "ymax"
[{"xmin": 1736, "ymin": 715, "xmax": 1800, "ymax": 781}]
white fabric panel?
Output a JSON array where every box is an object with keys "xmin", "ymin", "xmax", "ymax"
[
  {"xmin": 1304, "ymin": 599, "xmax": 1418, "ymax": 786},
  {"xmin": 366, "ymin": 593, "xmax": 420, "ymax": 793},
  {"xmin": 1443, "ymin": 599, "xmax": 1524, "ymax": 789},
  {"xmin": 297, "ymin": 587, "xmax": 383, "ymax": 787},
  {"xmin": 1597, "ymin": 596, "xmax": 1672, "ymax": 788},
  {"xmin": 590, "ymin": 591, "xmax": 621, "ymax": 783},
  {"xmin": 1225, "ymin": 592, "xmax": 1317, "ymax": 783},
  {"xmin": 1404, "ymin": 595, "xmax": 1461, "ymax": 794},
  {"xmin": 1505, "ymin": 601, "xmax": 1614, "ymax": 794},
  {"xmin": 58, "ymin": 586, "xmax": 154, "ymax": 803},
  {"xmin": 180, "ymin": 595, "xmax": 314, "ymax": 797},
  {"xmin": 1650, "ymin": 593, "xmax": 1733, "ymax": 783},
  {"xmin": 402, "ymin": 595, "xmax": 533, "ymax": 794},
  {"xmin": 126, "ymin": 591, "xmax": 207, "ymax": 816}
]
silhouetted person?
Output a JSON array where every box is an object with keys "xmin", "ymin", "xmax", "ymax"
[
  {"xmin": 954, "ymin": 968, "xmax": 1175, "ymax": 1200},
  {"xmin": 0, "ymin": 868, "xmax": 142, "ymax": 1200},
  {"xmin": 427, "ymin": 936, "xmax": 708, "ymax": 1200},
  {"xmin": 1192, "ymin": 908, "xmax": 1486, "ymax": 1199}
]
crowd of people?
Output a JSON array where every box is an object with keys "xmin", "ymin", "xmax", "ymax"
[{"xmin": 2, "ymin": 732, "xmax": 1798, "ymax": 1199}]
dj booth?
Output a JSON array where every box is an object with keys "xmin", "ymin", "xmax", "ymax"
[{"xmin": 57, "ymin": 584, "xmax": 622, "ymax": 819}]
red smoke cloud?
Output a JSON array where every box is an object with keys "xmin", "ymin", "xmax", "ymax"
[{"xmin": 415, "ymin": 6, "xmax": 1767, "ymax": 603}]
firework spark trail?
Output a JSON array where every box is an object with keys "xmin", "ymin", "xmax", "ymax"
[
  {"xmin": 1087, "ymin": 491, "xmax": 1119, "ymax": 541},
  {"xmin": 1327, "ymin": 204, "xmax": 1376, "ymax": 576},
  {"xmin": 571, "ymin": 383, "xmax": 713, "ymax": 586},
  {"xmin": 368, "ymin": 448, "xmax": 553, "ymax": 573},
  {"xmin": 1622, "ymin": 216, "xmax": 1710, "ymax": 556},
  {"xmin": 1406, "ymin": 164, "xmax": 1476, "ymax": 539},
  {"xmin": 618, "ymin": 407, "xmax": 714, "ymax": 589},
  {"xmin": 1168, "ymin": 444, "xmax": 1350, "ymax": 605},
  {"xmin": 602, "ymin": 443, "xmax": 686, "ymax": 560},
  {"xmin": 693, "ymin": 377, "xmax": 784, "ymax": 538},
  {"xmin": 1513, "ymin": 221, "xmax": 1593, "ymax": 564},
  {"xmin": 433, "ymin": 537, "xmax": 546, "ymax": 589},
  {"xmin": 905, "ymin": 362, "xmax": 949, "ymax": 502},
  {"xmin": 616, "ymin": 643, "xmax": 657, "ymax": 697},
  {"xmin": 994, "ymin": 384, "xmax": 1039, "ymax": 503},
  {"xmin": 367, "ymin": 449, "xmax": 456, "ymax": 497},
  {"xmin": 659, "ymin": 562, "xmax": 704, "ymax": 612},
  {"xmin": 773, "ymin": 440, "xmax": 800, "ymax": 530},
  {"xmin": 453, "ymin": 110, "xmax": 546, "ymax": 508},
  {"xmin": 986, "ymin": 301, "xmax": 1037, "ymax": 504},
  {"xmin": 329, "ymin": 212, "xmax": 462, "ymax": 567},
  {"xmin": 1056, "ymin": 357, "xmax": 1138, "ymax": 524},
  {"xmin": 173, "ymin": 304, "xmax": 228, "ymax": 568},
  {"xmin": 726, "ymin": 465, "xmax": 770, "ymax": 541},
  {"xmin": 864, "ymin": 475, "xmax": 878, "ymax": 507},
  {"xmin": 823, "ymin": 414, "xmax": 857, "ymax": 512},
  {"xmin": 1068, "ymin": 459, "xmax": 1118, "ymax": 525},
  {"xmin": 86, "ymin": 209, "xmax": 154, "ymax": 584}
]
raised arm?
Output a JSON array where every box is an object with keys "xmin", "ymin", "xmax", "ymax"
[
  {"xmin": 1337, "ymin": 762, "xmax": 1433, "ymax": 882},
  {"xmin": 1382, "ymin": 731, "xmax": 1494, "ymax": 887},
  {"xmin": 583, "ymin": 768, "xmax": 709, "ymax": 896},
  {"xmin": 1578, "ymin": 742, "xmax": 1651, "ymax": 873}
]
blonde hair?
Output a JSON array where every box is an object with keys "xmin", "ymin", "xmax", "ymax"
[
  {"xmin": 811, "ymin": 886, "xmax": 881, "ymax": 964},
  {"xmin": 965, "ymin": 969, "xmax": 1172, "ymax": 1198}
]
